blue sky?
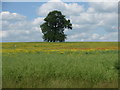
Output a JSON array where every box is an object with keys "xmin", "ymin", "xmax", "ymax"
[
  {"xmin": 2, "ymin": 2, "xmax": 45, "ymax": 20},
  {"xmin": 1, "ymin": 0, "xmax": 118, "ymax": 42},
  {"xmin": 2, "ymin": 2, "xmax": 89, "ymax": 20}
]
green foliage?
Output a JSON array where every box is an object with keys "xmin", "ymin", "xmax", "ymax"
[
  {"xmin": 40, "ymin": 10, "xmax": 72, "ymax": 42},
  {"xmin": 2, "ymin": 51, "xmax": 118, "ymax": 88}
]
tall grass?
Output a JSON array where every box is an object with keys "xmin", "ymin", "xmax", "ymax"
[{"xmin": 2, "ymin": 50, "xmax": 118, "ymax": 88}]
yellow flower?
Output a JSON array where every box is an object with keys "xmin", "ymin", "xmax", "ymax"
[{"xmin": 60, "ymin": 52, "xmax": 64, "ymax": 54}]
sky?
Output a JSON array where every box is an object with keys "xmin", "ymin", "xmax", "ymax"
[{"xmin": 1, "ymin": 0, "xmax": 118, "ymax": 42}]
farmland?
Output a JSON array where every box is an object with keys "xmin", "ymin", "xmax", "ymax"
[{"xmin": 1, "ymin": 42, "xmax": 119, "ymax": 88}]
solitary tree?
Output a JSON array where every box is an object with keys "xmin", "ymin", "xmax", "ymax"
[{"xmin": 40, "ymin": 10, "xmax": 72, "ymax": 42}]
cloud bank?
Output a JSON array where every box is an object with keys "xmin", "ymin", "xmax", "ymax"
[{"xmin": 1, "ymin": 1, "xmax": 118, "ymax": 42}]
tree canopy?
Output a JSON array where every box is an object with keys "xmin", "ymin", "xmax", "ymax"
[{"xmin": 40, "ymin": 10, "xmax": 72, "ymax": 42}]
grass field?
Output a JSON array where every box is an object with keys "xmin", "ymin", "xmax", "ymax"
[{"xmin": 1, "ymin": 42, "xmax": 119, "ymax": 88}]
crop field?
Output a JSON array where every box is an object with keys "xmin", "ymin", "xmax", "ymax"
[{"xmin": 1, "ymin": 42, "xmax": 119, "ymax": 88}]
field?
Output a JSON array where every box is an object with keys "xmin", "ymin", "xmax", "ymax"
[{"xmin": 1, "ymin": 42, "xmax": 119, "ymax": 88}]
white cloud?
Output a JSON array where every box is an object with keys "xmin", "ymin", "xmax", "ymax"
[
  {"xmin": 37, "ymin": 1, "xmax": 118, "ymax": 33},
  {"xmin": 33, "ymin": 17, "xmax": 44, "ymax": 25},
  {"xmin": 99, "ymin": 32, "xmax": 118, "ymax": 41},
  {"xmin": 0, "ymin": 31, "xmax": 8, "ymax": 38},
  {"xmin": 67, "ymin": 33, "xmax": 101, "ymax": 41},
  {"xmin": 69, "ymin": 10, "xmax": 117, "ymax": 32},
  {"xmin": 67, "ymin": 32, "xmax": 118, "ymax": 41},
  {"xmin": 1, "ymin": 1, "xmax": 118, "ymax": 42},
  {"xmin": 89, "ymin": 2, "xmax": 118, "ymax": 13},
  {"xmin": 37, "ymin": 2, "xmax": 84, "ymax": 17},
  {"xmin": 1, "ymin": 11, "xmax": 26, "ymax": 21},
  {"xmin": 1, "ymin": 11, "xmax": 43, "ymax": 42}
]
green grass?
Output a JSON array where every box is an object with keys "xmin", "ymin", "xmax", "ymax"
[{"xmin": 2, "ymin": 42, "xmax": 119, "ymax": 88}]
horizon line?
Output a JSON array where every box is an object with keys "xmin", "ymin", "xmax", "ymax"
[{"xmin": 0, "ymin": 40, "xmax": 119, "ymax": 43}]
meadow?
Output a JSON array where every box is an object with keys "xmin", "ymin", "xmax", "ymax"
[{"xmin": 1, "ymin": 42, "xmax": 119, "ymax": 88}]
